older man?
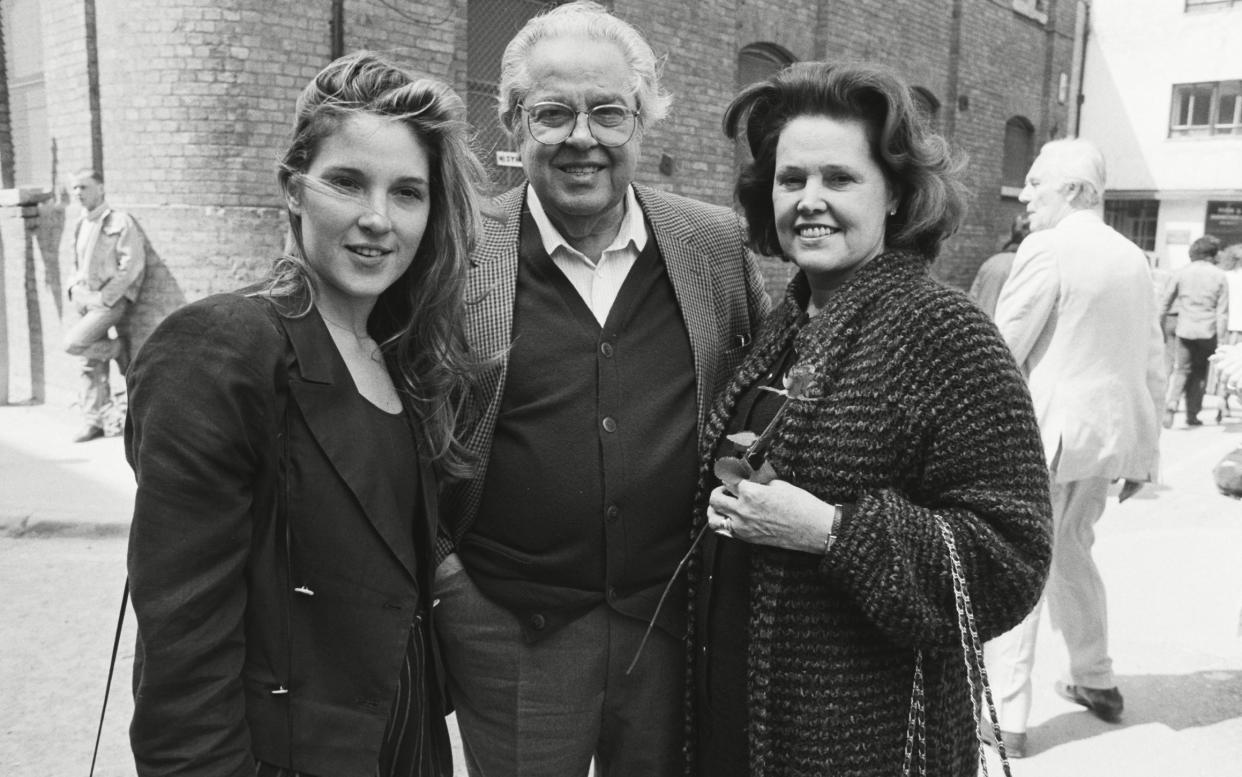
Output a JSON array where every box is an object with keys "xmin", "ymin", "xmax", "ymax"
[
  {"xmin": 985, "ymin": 139, "xmax": 1163, "ymax": 756},
  {"xmin": 432, "ymin": 3, "xmax": 768, "ymax": 776}
]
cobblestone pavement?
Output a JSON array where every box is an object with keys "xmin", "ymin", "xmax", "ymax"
[{"xmin": 2, "ymin": 400, "xmax": 1240, "ymax": 776}]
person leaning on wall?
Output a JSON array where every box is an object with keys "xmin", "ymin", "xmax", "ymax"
[{"xmin": 63, "ymin": 168, "xmax": 146, "ymax": 442}]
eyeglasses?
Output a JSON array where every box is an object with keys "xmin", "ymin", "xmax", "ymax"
[{"xmin": 519, "ymin": 102, "xmax": 641, "ymax": 147}]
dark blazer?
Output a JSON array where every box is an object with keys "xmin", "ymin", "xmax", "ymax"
[
  {"xmin": 125, "ymin": 290, "xmax": 445, "ymax": 777},
  {"xmin": 438, "ymin": 183, "xmax": 771, "ymax": 553}
]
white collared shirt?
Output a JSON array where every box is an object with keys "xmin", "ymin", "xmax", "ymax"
[
  {"xmin": 526, "ymin": 184, "xmax": 648, "ymax": 325},
  {"xmin": 75, "ymin": 202, "xmax": 110, "ymax": 265}
]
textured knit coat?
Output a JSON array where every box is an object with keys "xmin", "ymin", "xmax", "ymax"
[{"xmin": 686, "ymin": 251, "xmax": 1053, "ymax": 777}]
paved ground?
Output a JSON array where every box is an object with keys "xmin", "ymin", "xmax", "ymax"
[{"xmin": 2, "ymin": 399, "xmax": 1240, "ymax": 776}]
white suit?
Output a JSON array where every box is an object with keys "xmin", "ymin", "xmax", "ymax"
[{"xmin": 986, "ymin": 208, "xmax": 1163, "ymax": 732}]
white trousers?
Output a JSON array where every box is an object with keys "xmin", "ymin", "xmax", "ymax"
[{"xmin": 983, "ymin": 476, "xmax": 1115, "ymax": 732}]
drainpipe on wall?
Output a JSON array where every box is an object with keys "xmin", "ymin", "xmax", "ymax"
[
  {"xmin": 331, "ymin": 0, "xmax": 345, "ymax": 60},
  {"xmin": 944, "ymin": 0, "xmax": 964, "ymax": 141},
  {"xmin": 1069, "ymin": 0, "xmax": 1091, "ymax": 137},
  {"xmin": 84, "ymin": 0, "xmax": 103, "ymax": 177}
]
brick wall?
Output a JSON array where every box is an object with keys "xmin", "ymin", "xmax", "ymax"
[
  {"xmin": 0, "ymin": 200, "xmax": 68, "ymax": 404},
  {"xmin": 2, "ymin": 0, "xmax": 1075, "ymax": 405},
  {"xmin": 938, "ymin": 0, "xmax": 1075, "ymax": 289},
  {"xmin": 345, "ymin": 0, "xmax": 460, "ymax": 79},
  {"xmin": 607, "ymin": 0, "xmax": 1073, "ymax": 293},
  {"xmin": 0, "ymin": 8, "xmax": 13, "ymax": 188},
  {"xmin": 42, "ymin": 0, "xmax": 95, "ymax": 198}
]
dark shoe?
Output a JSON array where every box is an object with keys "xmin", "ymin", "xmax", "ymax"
[
  {"xmin": 1186, "ymin": 416, "xmax": 1203, "ymax": 427},
  {"xmin": 72, "ymin": 425, "xmax": 104, "ymax": 443},
  {"xmin": 1056, "ymin": 683, "xmax": 1124, "ymax": 722},
  {"xmin": 980, "ymin": 725, "xmax": 1027, "ymax": 758}
]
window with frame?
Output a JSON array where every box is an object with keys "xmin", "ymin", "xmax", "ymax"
[
  {"xmin": 3, "ymin": 0, "xmax": 50, "ymax": 187},
  {"xmin": 467, "ymin": 0, "xmax": 573, "ymax": 192},
  {"xmin": 1104, "ymin": 199, "xmax": 1160, "ymax": 252},
  {"xmin": 1170, "ymin": 80, "xmax": 1242, "ymax": 136},
  {"xmin": 1001, "ymin": 116, "xmax": 1035, "ymax": 197},
  {"xmin": 734, "ymin": 43, "xmax": 794, "ymax": 171},
  {"xmin": 1012, "ymin": 0, "xmax": 1048, "ymax": 23}
]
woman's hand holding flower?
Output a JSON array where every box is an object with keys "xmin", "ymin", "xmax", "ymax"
[{"xmin": 708, "ymin": 480, "xmax": 838, "ymax": 554}]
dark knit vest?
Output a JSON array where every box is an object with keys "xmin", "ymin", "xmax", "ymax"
[{"xmin": 462, "ymin": 209, "xmax": 698, "ymax": 642}]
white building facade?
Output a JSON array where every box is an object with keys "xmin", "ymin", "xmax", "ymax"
[{"xmin": 1079, "ymin": 0, "xmax": 1242, "ymax": 269}]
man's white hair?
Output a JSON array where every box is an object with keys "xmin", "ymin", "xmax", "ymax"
[
  {"xmin": 496, "ymin": 0, "xmax": 672, "ymax": 137},
  {"xmin": 1037, "ymin": 138, "xmax": 1106, "ymax": 209}
]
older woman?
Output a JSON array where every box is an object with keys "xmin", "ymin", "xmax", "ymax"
[{"xmin": 687, "ymin": 62, "xmax": 1053, "ymax": 777}]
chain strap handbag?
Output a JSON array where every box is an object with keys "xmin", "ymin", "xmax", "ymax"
[{"xmin": 902, "ymin": 517, "xmax": 1015, "ymax": 777}]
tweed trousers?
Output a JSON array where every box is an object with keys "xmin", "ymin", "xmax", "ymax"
[{"xmin": 433, "ymin": 554, "xmax": 683, "ymax": 777}]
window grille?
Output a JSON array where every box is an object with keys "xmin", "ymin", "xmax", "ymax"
[
  {"xmin": 467, "ymin": 0, "xmax": 569, "ymax": 192},
  {"xmin": 1170, "ymin": 81, "xmax": 1242, "ymax": 137},
  {"xmin": 1104, "ymin": 200, "xmax": 1160, "ymax": 252},
  {"xmin": 1001, "ymin": 117, "xmax": 1035, "ymax": 195}
]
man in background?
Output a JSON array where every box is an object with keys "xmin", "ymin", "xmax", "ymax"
[
  {"xmin": 63, "ymin": 168, "xmax": 146, "ymax": 442},
  {"xmin": 985, "ymin": 138, "xmax": 1164, "ymax": 757},
  {"xmin": 969, "ymin": 212, "xmax": 1031, "ymax": 319},
  {"xmin": 1161, "ymin": 234, "xmax": 1229, "ymax": 427}
]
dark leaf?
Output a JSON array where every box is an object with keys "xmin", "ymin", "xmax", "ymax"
[
  {"xmin": 714, "ymin": 456, "xmax": 753, "ymax": 495},
  {"xmin": 751, "ymin": 459, "xmax": 778, "ymax": 485}
]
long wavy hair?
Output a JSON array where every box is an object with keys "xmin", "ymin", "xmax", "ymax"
[
  {"xmin": 261, "ymin": 51, "xmax": 488, "ymax": 479},
  {"xmin": 724, "ymin": 60, "xmax": 968, "ymax": 259}
]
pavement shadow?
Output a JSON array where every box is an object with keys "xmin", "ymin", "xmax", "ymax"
[
  {"xmin": 0, "ymin": 418, "xmax": 134, "ymax": 535},
  {"xmin": 1029, "ymin": 670, "xmax": 1242, "ymax": 755}
]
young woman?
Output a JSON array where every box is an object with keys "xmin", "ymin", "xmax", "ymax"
[{"xmin": 125, "ymin": 52, "xmax": 486, "ymax": 777}]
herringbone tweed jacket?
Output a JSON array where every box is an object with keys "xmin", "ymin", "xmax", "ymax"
[
  {"xmin": 686, "ymin": 251, "xmax": 1053, "ymax": 777},
  {"xmin": 437, "ymin": 183, "xmax": 770, "ymax": 559}
]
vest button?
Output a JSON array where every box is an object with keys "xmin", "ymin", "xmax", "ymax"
[
  {"xmin": 600, "ymin": 342, "xmax": 614, "ymax": 358},
  {"xmin": 602, "ymin": 416, "xmax": 617, "ymax": 433},
  {"xmin": 606, "ymin": 505, "xmax": 620, "ymax": 523},
  {"xmin": 529, "ymin": 613, "xmax": 547, "ymax": 630}
]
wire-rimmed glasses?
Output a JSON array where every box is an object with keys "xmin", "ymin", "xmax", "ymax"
[{"xmin": 520, "ymin": 101, "xmax": 641, "ymax": 147}]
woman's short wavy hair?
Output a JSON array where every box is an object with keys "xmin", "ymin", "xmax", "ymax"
[
  {"xmin": 723, "ymin": 60, "xmax": 968, "ymax": 259},
  {"xmin": 268, "ymin": 51, "xmax": 489, "ymax": 478},
  {"xmin": 497, "ymin": 0, "xmax": 671, "ymax": 137}
]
